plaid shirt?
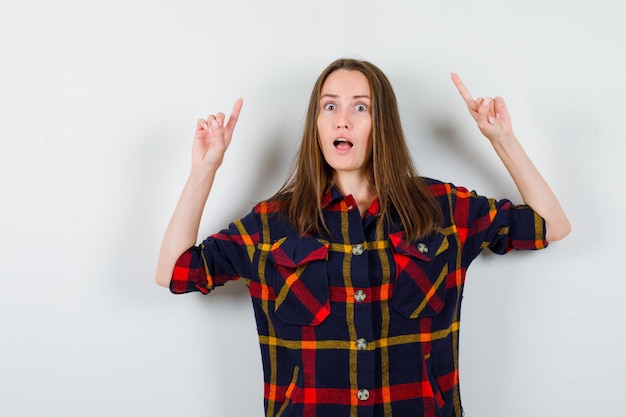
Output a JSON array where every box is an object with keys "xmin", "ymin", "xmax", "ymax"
[{"xmin": 170, "ymin": 178, "xmax": 547, "ymax": 417}]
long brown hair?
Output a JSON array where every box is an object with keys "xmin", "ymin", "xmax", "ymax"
[{"xmin": 271, "ymin": 58, "xmax": 442, "ymax": 241}]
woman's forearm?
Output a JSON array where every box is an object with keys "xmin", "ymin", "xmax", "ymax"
[
  {"xmin": 491, "ymin": 134, "xmax": 571, "ymax": 242},
  {"xmin": 154, "ymin": 168, "xmax": 217, "ymax": 287}
]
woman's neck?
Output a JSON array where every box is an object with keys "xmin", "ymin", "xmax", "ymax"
[{"xmin": 333, "ymin": 172, "xmax": 378, "ymax": 218}]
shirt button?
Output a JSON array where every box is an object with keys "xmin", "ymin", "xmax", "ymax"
[
  {"xmin": 356, "ymin": 338, "xmax": 368, "ymax": 350},
  {"xmin": 417, "ymin": 242, "xmax": 429, "ymax": 254},
  {"xmin": 357, "ymin": 389, "xmax": 370, "ymax": 401},
  {"xmin": 352, "ymin": 244, "xmax": 364, "ymax": 256},
  {"xmin": 354, "ymin": 290, "xmax": 366, "ymax": 303}
]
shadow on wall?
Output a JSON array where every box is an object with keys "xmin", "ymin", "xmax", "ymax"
[{"xmin": 426, "ymin": 117, "xmax": 514, "ymax": 196}]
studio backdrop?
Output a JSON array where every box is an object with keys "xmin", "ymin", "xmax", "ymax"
[{"xmin": 1, "ymin": 1, "xmax": 624, "ymax": 416}]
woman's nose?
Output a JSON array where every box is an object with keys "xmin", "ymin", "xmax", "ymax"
[{"xmin": 336, "ymin": 110, "xmax": 350, "ymax": 129}]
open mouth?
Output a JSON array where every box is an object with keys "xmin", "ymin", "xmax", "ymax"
[{"xmin": 333, "ymin": 138, "xmax": 353, "ymax": 149}]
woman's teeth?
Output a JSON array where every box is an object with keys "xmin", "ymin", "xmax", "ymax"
[{"xmin": 334, "ymin": 138, "xmax": 353, "ymax": 148}]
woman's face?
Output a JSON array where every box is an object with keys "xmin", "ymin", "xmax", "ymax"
[{"xmin": 317, "ymin": 69, "xmax": 373, "ymax": 177}]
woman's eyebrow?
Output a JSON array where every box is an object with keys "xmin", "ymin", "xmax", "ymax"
[{"xmin": 320, "ymin": 93, "xmax": 371, "ymax": 100}]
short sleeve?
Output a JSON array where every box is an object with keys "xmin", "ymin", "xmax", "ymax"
[
  {"xmin": 456, "ymin": 185, "xmax": 547, "ymax": 262},
  {"xmin": 170, "ymin": 245, "xmax": 212, "ymax": 294},
  {"xmin": 485, "ymin": 202, "xmax": 548, "ymax": 254},
  {"xmin": 427, "ymin": 179, "xmax": 548, "ymax": 265},
  {"xmin": 169, "ymin": 209, "xmax": 260, "ymax": 294}
]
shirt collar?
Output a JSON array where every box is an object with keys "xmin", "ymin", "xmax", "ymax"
[
  {"xmin": 321, "ymin": 186, "xmax": 345, "ymax": 208},
  {"xmin": 321, "ymin": 186, "xmax": 381, "ymax": 217}
]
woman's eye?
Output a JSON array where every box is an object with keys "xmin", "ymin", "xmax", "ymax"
[
  {"xmin": 355, "ymin": 104, "xmax": 367, "ymax": 111},
  {"xmin": 324, "ymin": 103, "xmax": 336, "ymax": 111}
]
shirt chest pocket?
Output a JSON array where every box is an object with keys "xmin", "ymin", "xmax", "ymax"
[
  {"xmin": 389, "ymin": 231, "xmax": 449, "ymax": 319},
  {"xmin": 268, "ymin": 237, "xmax": 331, "ymax": 326}
]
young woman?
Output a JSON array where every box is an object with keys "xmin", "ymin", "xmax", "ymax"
[{"xmin": 155, "ymin": 58, "xmax": 570, "ymax": 417}]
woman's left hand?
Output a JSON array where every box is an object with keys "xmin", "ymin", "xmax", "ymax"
[{"xmin": 451, "ymin": 72, "xmax": 513, "ymax": 144}]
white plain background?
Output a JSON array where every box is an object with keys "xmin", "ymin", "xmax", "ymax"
[{"xmin": 1, "ymin": 1, "xmax": 624, "ymax": 416}]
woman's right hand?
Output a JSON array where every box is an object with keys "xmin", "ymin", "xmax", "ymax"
[{"xmin": 192, "ymin": 98, "xmax": 243, "ymax": 171}]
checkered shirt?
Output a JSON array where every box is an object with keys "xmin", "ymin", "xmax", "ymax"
[{"xmin": 170, "ymin": 178, "xmax": 548, "ymax": 417}]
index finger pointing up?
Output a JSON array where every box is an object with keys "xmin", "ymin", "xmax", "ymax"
[
  {"xmin": 451, "ymin": 72, "xmax": 481, "ymax": 117},
  {"xmin": 225, "ymin": 97, "xmax": 243, "ymax": 131},
  {"xmin": 451, "ymin": 72, "xmax": 476, "ymax": 107}
]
